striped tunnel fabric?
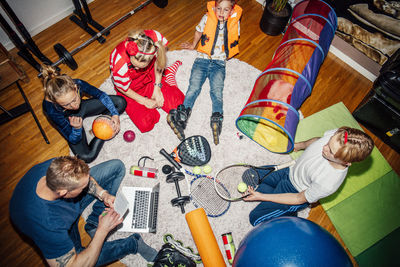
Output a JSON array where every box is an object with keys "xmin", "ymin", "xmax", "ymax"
[{"xmin": 236, "ymin": 0, "xmax": 337, "ymax": 153}]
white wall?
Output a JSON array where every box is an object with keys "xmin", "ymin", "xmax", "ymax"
[{"xmin": 0, "ymin": 0, "xmax": 93, "ymax": 50}]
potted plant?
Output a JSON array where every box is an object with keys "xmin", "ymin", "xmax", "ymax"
[{"xmin": 260, "ymin": 0, "xmax": 293, "ymax": 36}]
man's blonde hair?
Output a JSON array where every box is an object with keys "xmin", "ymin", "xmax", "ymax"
[
  {"xmin": 46, "ymin": 156, "xmax": 90, "ymax": 191},
  {"xmin": 334, "ymin": 127, "xmax": 374, "ymax": 163}
]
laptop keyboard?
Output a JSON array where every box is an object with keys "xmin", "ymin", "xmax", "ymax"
[
  {"xmin": 149, "ymin": 191, "xmax": 159, "ymax": 231},
  {"xmin": 132, "ymin": 190, "xmax": 150, "ymax": 229}
]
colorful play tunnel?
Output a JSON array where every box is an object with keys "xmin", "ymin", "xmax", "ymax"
[{"xmin": 236, "ymin": 0, "xmax": 337, "ymax": 153}]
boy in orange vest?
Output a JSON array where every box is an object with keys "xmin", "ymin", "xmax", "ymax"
[{"xmin": 167, "ymin": 0, "xmax": 242, "ymax": 145}]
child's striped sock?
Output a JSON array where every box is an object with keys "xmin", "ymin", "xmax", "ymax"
[{"xmin": 164, "ymin": 60, "xmax": 182, "ymax": 87}]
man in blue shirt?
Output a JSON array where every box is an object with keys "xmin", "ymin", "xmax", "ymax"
[{"xmin": 10, "ymin": 156, "xmax": 157, "ymax": 266}]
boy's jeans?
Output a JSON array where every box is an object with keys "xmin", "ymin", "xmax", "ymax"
[
  {"xmin": 183, "ymin": 58, "xmax": 226, "ymax": 114},
  {"xmin": 69, "ymin": 159, "xmax": 139, "ymax": 266}
]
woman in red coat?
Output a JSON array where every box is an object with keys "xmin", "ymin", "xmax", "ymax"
[{"xmin": 110, "ymin": 29, "xmax": 184, "ymax": 132}]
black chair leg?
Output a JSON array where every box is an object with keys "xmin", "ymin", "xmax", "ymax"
[{"xmin": 16, "ymin": 81, "xmax": 50, "ymax": 144}]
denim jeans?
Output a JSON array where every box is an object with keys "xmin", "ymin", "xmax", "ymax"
[
  {"xmin": 69, "ymin": 159, "xmax": 138, "ymax": 266},
  {"xmin": 249, "ymin": 167, "xmax": 309, "ymax": 226},
  {"xmin": 183, "ymin": 58, "xmax": 226, "ymax": 114}
]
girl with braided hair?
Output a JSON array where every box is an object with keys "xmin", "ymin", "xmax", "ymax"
[
  {"xmin": 244, "ymin": 127, "xmax": 374, "ymax": 226},
  {"xmin": 110, "ymin": 29, "xmax": 184, "ymax": 132}
]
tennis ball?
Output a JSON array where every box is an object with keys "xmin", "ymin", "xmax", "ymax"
[
  {"xmin": 237, "ymin": 182, "xmax": 248, "ymax": 193},
  {"xmin": 130, "ymin": 166, "xmax": 139, "ymax": 174},
  {"xmin": 203, "ymin": 165, "xmax": 212, "ymax": 174},
  {"xmin": 193, "ymin": 166, "xmax": 201, "ymax": 175}
]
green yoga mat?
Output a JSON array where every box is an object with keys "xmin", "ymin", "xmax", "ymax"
[
  {"xmin": 355, "ymin": 227, "xmax": 400, "ymax": 266},
  {"xmin": 290, "ymin": 102, "xmax": 392, "ymax": 210},
  {"xmin": 326, "ymin": 171, "xmax": 400, "ymax": 257}
]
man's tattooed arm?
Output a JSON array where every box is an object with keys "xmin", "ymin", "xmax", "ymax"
[
  {"xmin": 87, "ymin": 177, "xmax": 98, "ymax": 196},
  {"xmin": 87, "ymin": 177, "xmax": 107, "ymax": 201},
  {"xmin": 53, "ymin": 248, "xmax": 75, "ymax": 267}
]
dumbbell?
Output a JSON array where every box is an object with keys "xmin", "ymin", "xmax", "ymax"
[{"xmin": 164, "ymin": 165, "xmax": 190, "ymax": 214}]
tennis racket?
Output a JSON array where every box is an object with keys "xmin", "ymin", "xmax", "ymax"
[
  {"xmin": 160, "ymin": 149, "xmax": 230, "ymax": 217},
  {"xmin": 167, "ymin": 135, "xmax": 211, "ymax": 166},
  {"xmin": 185, "ymin": 169, "xmax": 231, "ymax": 217},
  {"xmin": 214, "ymin": 160, "xmax": 296, "ymax": 201}
]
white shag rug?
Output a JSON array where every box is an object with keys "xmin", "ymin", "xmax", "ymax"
[{"xmin": 80, "ymin": 50, "xmax": 309, "ymax": 266}]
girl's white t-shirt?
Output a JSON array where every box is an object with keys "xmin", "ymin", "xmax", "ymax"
[{"xmin": 289, "ymin": 129, "xmax": 348, "ymax": 203}]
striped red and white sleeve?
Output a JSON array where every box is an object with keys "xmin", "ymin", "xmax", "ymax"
[
  {"xmin": 144, "ymin": 29, "xmax": 168, "ymax": 46},
  {"xmin": 109, "ymin": 45, "xmax": 131, "ymax": 92}
]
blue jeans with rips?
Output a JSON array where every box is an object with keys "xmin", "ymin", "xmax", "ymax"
[
  {"xmin": 249, "ymin": 167, "xmax": 309, "ymax": 226},
  {"xmin": 183, "ymin": 58, "xmax": 226, "ymax": 114},
  {"xmin": 69, "ymin": 159, "xmax": 139, "ymax": 266}
]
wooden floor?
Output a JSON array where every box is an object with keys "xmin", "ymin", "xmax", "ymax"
[{"xmin": 1, "ymin": 0, "xmax": 398, "ymax": 266}]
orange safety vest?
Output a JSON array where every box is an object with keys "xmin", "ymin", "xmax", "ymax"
[{"xmin": 197, "ymin": 1, "xmax": 242, "ymax": 59}]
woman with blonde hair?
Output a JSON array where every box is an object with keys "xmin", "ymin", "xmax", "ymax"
[
  {"xmin": 42, "ymin": 66, "xmax": 126, "ymax": 163},
  {"xmin": 110, "ymin": 29, "xmax": 184, "ymax": 132}
]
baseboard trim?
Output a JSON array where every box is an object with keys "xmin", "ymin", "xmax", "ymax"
[{"xmin": 329, "ymin": 35, "xmax": 381, "ymax": 82}]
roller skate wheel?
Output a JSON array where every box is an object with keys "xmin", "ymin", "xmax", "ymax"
[{"xmin": 163, "ymin": 233, "xmax": 174, "ymax": 243}]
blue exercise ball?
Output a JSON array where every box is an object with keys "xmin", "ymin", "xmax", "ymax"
[{"xmin": 233, "ymin": 217, "xmax": 352, "ymax": 267}]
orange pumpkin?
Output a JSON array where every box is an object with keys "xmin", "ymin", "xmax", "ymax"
[{"xmin": 92, "ymin": 115, "xmax": 115, "ymax": 140}]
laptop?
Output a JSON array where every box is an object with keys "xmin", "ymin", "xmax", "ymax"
[{"xmin": 117, "ymin": 183, "xmax": 160, "ymax": 233}]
